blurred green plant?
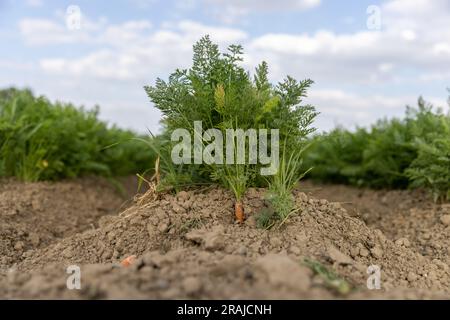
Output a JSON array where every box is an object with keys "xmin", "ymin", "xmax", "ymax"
[
  {"xmin": 303, "ymin": 258, "xmax": 352, "ymax": 295},
  {"xmin": 0, "ymin": 88, "xmax": 155, "ymax": 181},
  {"xmin": 304, "ymin": 97, "xmax": 450, "ymax": 201}
]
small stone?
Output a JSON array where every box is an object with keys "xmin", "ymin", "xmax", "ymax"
[
  {"xmin": 327, "ymin": 246, "xmax": 353, "ymax": 265},
  {"xmin": 422, "ymin": 232, "xmax": 432, "ymax": 240},
  {"xmin": 350, "ymin": 247, "xmax": 360, "ymax": 258},
  {"xmin": 158, "ymin": 222, "xmax": 169, "ymax": 233},
  {"xmin": 359, "ymin": 247, "xmax": 370, "ymax": 257},
  {"xmin": 22, "ymin": 250, "xmax": 33, "ymax": 258},
  {"xmin": 439, "ymin": 214, "xmax": 450, "ymax": 226},
  {"xmin": 177, "ymin": 191, "xmax": 190, "ymax": 201},
  {"xmin": 147, "ymin": 223, "xmax": 156, "ymax": 237},
  {"xmin": 395, "ymin": 238, "xmax": 410, "ymax": 248},
  {"xmin": 370, "ymin": 246, "xmax": 383, "ymax": 258},
  {"xmin": 407, "ymin": 272, "xmax": 418, "ymax": 282},
  {"xmin": 172, "ymin": 204, "xmax": 185, "ymax": 214},
  {"xmin": 14, "ymin": 241, "xmax": 25, "ymax": 251}
]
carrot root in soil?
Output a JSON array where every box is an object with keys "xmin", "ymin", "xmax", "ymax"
[
  {"xmin": 235, "ymin": 201, "xmax": 244, "ymax": 223},
  {"xmin": 120, "ymin": 255, "xmax": 137, "ymax": 267}
]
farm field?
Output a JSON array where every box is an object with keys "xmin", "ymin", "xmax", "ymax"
[
  {"xmin": 1, "ymin": 30, "xmax": 449, "ymax": 303},
  {"xmin": 1, "ymin": 178, "xmax": 449, "ymax": 299}
]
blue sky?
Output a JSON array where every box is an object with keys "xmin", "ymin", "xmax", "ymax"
[{"xmin": 0, "ymin": 0, "xmax": 449, "ymax": 133}]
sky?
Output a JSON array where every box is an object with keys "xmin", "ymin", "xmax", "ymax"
[{"xmin": 0, "ymin": 0, "xmax": 449, "ymax": 133}]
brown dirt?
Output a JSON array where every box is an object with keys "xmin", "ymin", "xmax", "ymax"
[
  {"xmin": 1, "ymin": 179, "xmax": 450, "ymax": 300},
  {"xmin": 300, "ymin": 181, "xmax": 450, "ymax": 265},
  {"xmin": 0, "ymin": 177, "xmax": 134, "ymax": 269}
]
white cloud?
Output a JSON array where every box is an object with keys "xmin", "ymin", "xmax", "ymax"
[
  {"xmin": 205, "ymin": 0, "xmax": 320, "ymax": 14},
  {"xmin": 18, "ymin": 17, "xmax": 105, "ymax": 45},
  {"xmin": 40, "ymin": 50, "xmax": 140, "ymax": 80},
  {"xmin": 102, "ymin": 20, "xmax": 153, "ymax": 46},
  {"xmin": 27, "ymin": 0, "xmax": 450, "ymax": 85},
  {"xmin": 202, "ymin": 0, "xmax": 320, "ymax": 23},
  {"xmin": 19, "ymin": 18, "xmax": 77, "ymax": 45},
  {"xmin": 10, "ymin": 0, "xmax": 450, "ymax": 132},
  {"xmin": 176, "ymin": 20, "xmax": 247, "ymax": 43},
  {"xmin": 38, "ymin": 20, "xmax": 247, "ymax": 81},
  {"xmin": 244, "ymin": 0, "xmax": 450, "ymax": 86},
  {"xmin": 309, "ymin": 89, "xmax": 448, "ymax": 131}
]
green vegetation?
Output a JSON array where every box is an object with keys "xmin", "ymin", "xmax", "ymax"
[
  {"xmin": 266, "ymin": 144, "xmax": 310, "ymax": 221},
  {"xmin": 0, "ymin": 87, "xmax": 155, "ymax": 181},
  {"xmin": 2, "ymin": 36, "xmax": 447, "ymax": 210},
  {"xmin": 304, "ymin": 97, "xmax": 450, "ymax": 201},
  {"xmin": 145, "ymin": 35, "xmax": 317, "ymax": 220},
  {"xmin": 255, "ymin": 207, "xmax": 276, "ymax": 229},
  {"xmin": 303, "ymin": 258, "xmax": 352, "ymax": 295}
]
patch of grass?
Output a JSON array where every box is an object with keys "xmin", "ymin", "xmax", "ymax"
[
  {"xmin": 266, "ymin": 143, "xmax": 311, "ymax": 221},
  {"xmin": 303, "ymin": 258, "xmax": 352, "ymax": 295},
  {"xmin": 255, "ymin": 207, "xmax": 276, "ymax": 229}
]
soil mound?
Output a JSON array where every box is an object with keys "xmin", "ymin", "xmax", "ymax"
[
  {"xmin": 0, "ymin": 177, "xmax": 130, "ymax": 269},
  {"xmin": 2, "ymin": 185, "xmax": 449, "ymax": 299},
  {"xmin": 302, "ymin": 181, "xmax": 450, "ymax": 264}
]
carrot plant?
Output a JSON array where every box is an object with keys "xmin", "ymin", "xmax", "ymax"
[{"xmin": 145, "ymin": 35, "xmax": 317, "ymax": 221}]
